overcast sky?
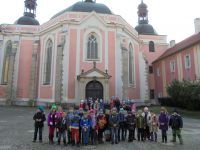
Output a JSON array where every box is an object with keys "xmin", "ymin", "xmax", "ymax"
[{"xmin": 0, "ymin": 0, "xmax": 199, "ymax": 43}]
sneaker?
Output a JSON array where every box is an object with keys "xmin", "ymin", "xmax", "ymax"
[{"xmin": 32, "ymin": 140, "xmax": 36, "ymax": 143}]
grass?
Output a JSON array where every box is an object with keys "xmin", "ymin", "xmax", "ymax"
[{"xmin": 137, "ymin": 106, "xmax": 200, "ymax": 120}]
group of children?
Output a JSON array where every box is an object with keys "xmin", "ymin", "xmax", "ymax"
[{"xmin": 32, "ymin": 98, "xmax": 184, "ymax": 147}]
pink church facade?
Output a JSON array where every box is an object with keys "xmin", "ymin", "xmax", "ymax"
[{"xmin": 0, "ymin": 0, "xmax": 168, "ymax": 105}]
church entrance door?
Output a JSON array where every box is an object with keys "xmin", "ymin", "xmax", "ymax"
[{"xmin": 85, "ymin": 80, "xmax": 103, "ymax": 100}]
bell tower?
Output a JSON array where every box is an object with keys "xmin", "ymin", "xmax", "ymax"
[
  {"xmin": 24, "ymin": 0, "xmax": 37, "ymax": 18},
  {"xmin": 137, "ymin": 0, "xmax": 148, "ymax": 24}
]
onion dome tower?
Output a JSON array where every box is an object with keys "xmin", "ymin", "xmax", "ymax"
[
  {"xmin": 135, "ymin": 0, "xmax": 157, "ymax": 35},
  {"xmin": 15, "ymin": 0, "xmax": 39, "ymax": 25}
]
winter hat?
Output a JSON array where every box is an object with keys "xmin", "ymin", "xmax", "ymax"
[
  {"xmin": 38, "ymin": 106, "xmax": 44, "ymax": 112},
  {"xmin": 51, "ymin": 104, "xmax": 57, "ymax": 111},
  {"xmin": 138, "ymin": 110, "xmax": 143, "ymax": 115},
  {"xmin": 90, "ymin": 109, "xmax": 95, "ymax": 114}
]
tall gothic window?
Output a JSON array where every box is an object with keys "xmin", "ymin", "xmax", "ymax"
[
  {"xmin": 129, "ymin": 43, "xmax": 134, "ymax": 84},
  {"xmin": 43, "ymin": 39, "xmax": 53, "ymax": 85},
  {"xmin": 87, "ymin": 33, "xmax": 98, "ymax": 60},
  {"xmin": 149, "ymin": 41, "xmax": 155, "ymax": 52},
  {"xmin": 1, "ymin": 41, "xmax": 12, "ymax": 85}
]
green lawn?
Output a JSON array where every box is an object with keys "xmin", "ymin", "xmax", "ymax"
[{"xmin": 137, "ymin": 106, "xmax": 200, "ymax": 119}]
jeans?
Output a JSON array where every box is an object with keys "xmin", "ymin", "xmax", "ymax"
[
  {"xmin": 118, "ymin": 123, "xmax": 126, "ymax": 141},
  {"xmin": 111, "ymin": 127, "xmax": 118, "ymax": 143},
  {"xmin": 58, "ymin": 130, "xmax": 66, "ymax": 144},
  {"xmin": 150, "ymin": 132, "xmax": 157, "ymax": 141},
  {"xmin": 34, "ymin": 126, "xmax": 43, "ymax": 141},
  {"xmin": 82, "ymin": 127, "xmax": 90, "ymax": 144}
]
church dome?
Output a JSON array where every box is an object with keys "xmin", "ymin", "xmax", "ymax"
[
  {"xmin": 135, "ymin": 24, "xmax": 157, "ymax": 35},
  {"xmin": 15, "ymin": 12, "xmax": 40, "ymax": 25},
  {"xmin": 51, "ymin": 0, "xmax": 112, "ymax": 19}
]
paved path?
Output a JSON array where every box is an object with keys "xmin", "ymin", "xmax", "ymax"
[{"xmin": 0, "ymin": 106, "xmax": 200, "ymax": 150}]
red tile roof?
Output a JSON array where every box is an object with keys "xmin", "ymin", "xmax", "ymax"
[{"xmin": 153, "ymin": 32, "xmax": 200, "ymax": 63}]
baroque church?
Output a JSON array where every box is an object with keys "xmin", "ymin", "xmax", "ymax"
[{"xmin": 0, "ymin": 0, "xmax": 168, "ymax": 105}]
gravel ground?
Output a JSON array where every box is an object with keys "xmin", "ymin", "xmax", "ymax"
[{"xmin": 0, "ymin": 106, "xmax": 200, "ymax": 150}]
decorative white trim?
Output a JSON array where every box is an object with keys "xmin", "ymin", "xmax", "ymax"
[
  {"xmin": 37, "ymin": 98, "xmax": 55, "ymax": 103},
  {"xmin": 62, "ymin": 29, "xmax": 70, "ymax": 101},
  {"xmin": 105, "ymin": 31, "xmax": 108, "ymax": 70},
  {"xmin": 76, "ymin": 29, "xmax": 81, "ymax": 76},
  {"xmin": 115, "ymin": 34, "xmax": 122, "ymax": 99},
  {"xmin": 13, "ymin": 38, "xmax": 20, "ymax": 89}
]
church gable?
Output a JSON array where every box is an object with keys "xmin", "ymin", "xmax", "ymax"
[
  {"xmin": 86, "ymin": 71, "xmax": 104, "ymax": 78},
  {"xmin": 79, "ymin": 12, "xmax": 106, "ymax": 28}
]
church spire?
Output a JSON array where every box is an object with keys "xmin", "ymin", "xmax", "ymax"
[
  {"xmin": 24, "ymin": 0, "xmax": 37, "ymax": 18},
  {"xmin": 137, "ymin": 0, "xmax": 148, "ymax": 24}
]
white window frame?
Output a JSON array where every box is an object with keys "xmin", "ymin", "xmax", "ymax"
[
  {"xmin": 170, "ymin": 60, "xmax": 176, "ymax": 73},
  {"xmin": 156, "ymin": 68, "xmax": 160, "ymax": 76},
  {"xmin": 184, "ymin": 54, "xmax": 191, "ymax": 69}
]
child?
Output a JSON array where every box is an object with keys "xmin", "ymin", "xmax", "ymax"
[
  {"xmin": 109, "ymin": 107, "xmax": 120, "ymax": 144},
  {"xmin": 97, "ymin": 109, "xmax": 107, "ymax": 144},
  {"xmin": 169, "ymin": 109, "xmax": 183, "ymax": 145},
  {"xmin": 89, "ymin": 109, "xmax": 97, "ymax": 145},
  {"xmin": 158, "ymin": 107, "xmax": 169, "ymax": 143},
  {"xmin": 57, "ymin": 111, "xmax": 67, "ymax": 145},
  {"xmin": 70, "ymin": 110, "xmax": 80, "ymax": 147},
  {"xmin": 81, "ymin": 111, "xmax": 92, "ymax": 146},
  {"xmin": 150, "ymin": 113, "xmax": 158, "ymax": 142},
  {"xmin": 32, "ymin": 106, "xmax": 46, "ymax": 143},
  {"xmin": 47, "ymin": 104, "xmax": 58, "ymax": 144},
  {"xmin": 142, "ymin": 107, "xmax": 151, "ymax": 141},
  {"xmin": 126, "ymin": 110, "xmax": 136, "ymax": 142},
  {"xmin": 66, "ymin": 107, "xmax": 74, "ymax": 144},
  {"xmin": 118, "ymin": 108, "xmax": 126, "ymax": 142},
  {"xmin": 136, "ymin": 110, "xmax": 145, "ymax": 141}
]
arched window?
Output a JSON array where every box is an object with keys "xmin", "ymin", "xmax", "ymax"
[
  {"xmin": 43, "ymin": 39, "xmax": 53, "ymax": 85},
  {"xmin": 129, "ymin": 43, "xmax": 134, "ymax": 84},
  {"xmin": 149, "ymin": 41, "xmax": 155, "ymax": 52},
  {"xmin": 1, "ymin": 41, "xmax": 12, "ymax": 85},
  {"xmin": 87, "ymin": 33, "xmax": 99, "ymax": 60}
]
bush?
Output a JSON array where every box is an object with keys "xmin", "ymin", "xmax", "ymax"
[{"xmin": 165, "ymin": 80, "xmax": 200, "ymax": 110}]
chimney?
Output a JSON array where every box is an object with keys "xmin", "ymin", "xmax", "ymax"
[
  {"xmin": 170, "ymin": 40, "xmax": 176, "ymax": 47},
  {"xmin": 194, "ymin": 18, "xmax": 200, "ymax": 34}
]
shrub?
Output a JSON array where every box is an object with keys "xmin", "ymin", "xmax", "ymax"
[{"xmin": 164, "ymin": 80, "xmax": 200, "ymax": 110}]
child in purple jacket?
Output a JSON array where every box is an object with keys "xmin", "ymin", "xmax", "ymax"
[
  {"xmin": 158, "ymin": 107, "xmax": 169, "ymax": 143},
  {"xmin": 47, "ymin": 104, "xmax": 58, "ymax": 144}
]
